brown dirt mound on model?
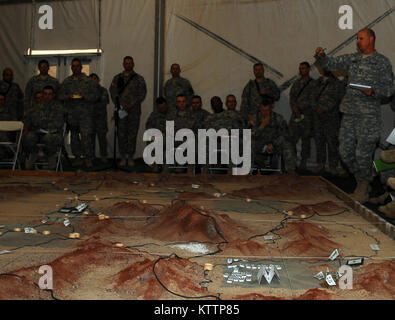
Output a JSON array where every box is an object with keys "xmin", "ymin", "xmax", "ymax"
[
  {"xmin": 143, "ymin": 202, "xmax": 253, "ymax": 243},
  {"xmin": 353, "ymin": 261, "xmax": 395, "ymax": 298},
  {"xmin": 111, "ymin": 254, "xmax": 217, "ymax": 300},
  {"xmin": 278, "ymin": 221, "xmax": 339, "ymax": 256}
]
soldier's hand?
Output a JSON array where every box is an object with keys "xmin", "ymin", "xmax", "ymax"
[
  {"xmin": 267, "ymin": 144, "xmax": 274, "ymax": 153},
  {"xmin": 260, "ymin": 88, "xmax": 267, "ymax": 95},
  {"xmin": 249, "ymin": 119, "xmax": 256, "ymax": 127},
  {"xmin": 315, "ymin": 47, "xmax": 326, "ymax": 58},
  {"xmin": 362, "ymin": 88, "xmax": 374, "ymax": 96}
]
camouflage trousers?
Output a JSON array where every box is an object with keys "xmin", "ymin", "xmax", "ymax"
[
  {"xmin": 67, "ymin": 106, "xmax": 94, "ymax": 160},
  {"xmin": 117, "ymin": 109, "xmax": 141, "ymax": 159},
  {"xmin": 253, "ymin": 137, "xmax": 296, "ymax": 171},
  {"xmin": 313, "ymin": 114, "xmax": 340, "ymax": 168},
  {"xmin": 23, "ymin": 132, "xmax": 62, "ymax": 157},
  {"xmin": 91, "ymin": 113, "xmax": 108, "ymax": 158},
  {"xmin": 288, "ymin": 113, "xmax": 313, "ymax": 161},
  {"xmin": 339, "ymin": 114, "xmax": 381, "ymax": 182}
]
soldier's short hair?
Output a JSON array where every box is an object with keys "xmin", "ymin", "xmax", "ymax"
[
  {"xmin": 176, "ymin": 94, "xmax": 186, "ymax": 99},
  {"xmin": 260, "ymin": 94, "xmax": 274, "ymax": 106},
  {"xmin": 365, "ymin": 28, "xmax": 376, "ymax": 41},
  {"xmin": 300, "ymin": 61, "xmax": 310, "ymax": 68},
  {"xmin": 156, "ymin": 97, "xmax": 167, "ymax": 105},
  {"xmin": 192, "ymin": 95, "xmax": 202, "ymax": 102},
  {"xmin": 43, "ymin": 85, "xmax": 54, "ymax": 92},
  {"xmin": 254, "ymin": 63, "xmax": 264, "ymax": 69},
  {"xmin": 124, "ymin": 56, "xmax": 134, "ymax": 62},
  {"xmin": 89, "ymin": 73, "xmax": 99, "ymax": 80},
  {"xmin": 71, "ymin": 58, "xmax": 82, "ymax": 65},
  {"xmin": 38, "ymin": 59, "xmax": 49, "ymax": 68},
  {"xmin": 226, "ymin": 94, "xmax": 236, "ymax": 100}
]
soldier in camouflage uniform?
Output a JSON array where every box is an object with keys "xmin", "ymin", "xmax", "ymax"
[
  {"xmin": 164, "ymin": 63, "xmax": 194, "ymax": 117},
  {"xmin": 252, "ymin": 95, "xmax": 296, "ymax": 173},
  {"xmin": 0, "ymin": 68, "xmax": 24, "ymax": 121},
  {"xmin": 169, "ymin": 94, "xmax": 197, "ymax": 173},
  {"xmin": 316, "ymin": 28, "xmax": 394, "ymax": 202},
  {"xmin": 310, "ymin": 69, "xmax": 346, "ymax": 174},
  {"xmin": 288, "ymin": 62, "xmax": 316, "ymax": 171},
  {"xmin": 23, "ymin": 86, "xmax": 64, "ymax": 170},
  {"xmin": 58, "ymin": 58, "xmax": 99, "ymax": 168},
  {"xmin": 190, "ymin": 95, "xmax": 210, "ymax": 131},
  {"xmin": 90, "ymin": 73, "xmax": 109, "ymax": 163},
  {"xmin": 225, "ymin": 94, "xmax": 248, "ymax": 129},
  {"xmin": 145, "ymin": 97, "xmax": 169, "ymax": 173},
  {"xmin": 201, "ymin": 96, "xmax": 243, "ymax": 173},
  {"xmin": 110, "ymin": 56, "xmax": 147, "ymax": 167},
  {"xmin": 24, "ymin": 59, "xmax": 59, "ymax": 113},
  {"xmin": 240, "ymin": 63, "xmax": 280, "ymax": 126}
]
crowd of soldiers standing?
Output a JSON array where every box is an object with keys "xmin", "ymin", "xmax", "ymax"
[{"xmin": 0, "ymin": 28, "xmax": 394, "ymax": 212}]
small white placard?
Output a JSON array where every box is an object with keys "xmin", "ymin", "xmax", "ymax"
[
  {"xmin": 227, "ymin": 258, "xmax": 233, "ymax": 264},
  {"xmin": 326, "ymin": 274, "xmax": 336, "ymax": 286},
  {"xmin": 191, "ymin": 184, "xmax": 200, "ymax": 189},
  {"xmin": 64, "ymin": 219, "xmax": 70, "ymax": 227},
  {"xmin": 329, "ymin": 249, "xmax": 339, "ymax": 261},
  {"xmin": 370, "ymin": 244, "xmax": 380, "ymax": 251},
  {"xmin": 264, "ymin": 235, "xmax": 273, "ymax": 241},
  {"xmin": 314, "ymin": 271, "xmax": 325, "ymax": 280},
  {"xmin": 0, "ymin": 250, "xmax": 11, "ymax": 255}
]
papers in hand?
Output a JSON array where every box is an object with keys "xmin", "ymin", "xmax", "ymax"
[
  {"xmin": 38, "ymin": 129, "xmax": 49, "ymax": 134},
  {"xmin": 119, "ymin": 106, "xmax": 128, "ymax": 119},
  {"xmin": 349, "ymin": 83, "xmax": 372, "ymax": 90},
  {"xmin": 386, "ymin": 128, "xmax": 395, "ymax": 145}
]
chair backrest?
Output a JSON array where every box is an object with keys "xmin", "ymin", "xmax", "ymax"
[{"xmin": 0, "ymin": 121, "xmax": 24, "ymax": 132}]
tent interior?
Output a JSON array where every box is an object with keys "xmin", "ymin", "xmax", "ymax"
[{"xmin": 0, "ymin": 0, "xmax": 394, "ymax": 160}]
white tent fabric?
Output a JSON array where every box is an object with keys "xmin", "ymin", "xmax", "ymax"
[
  {"xmin": 0, "ymin": 0, "xmax": 393, "ymax": 161},
  {"xmin": 33, "ymin": 0, "xmax": 99, "ymax": 50}
]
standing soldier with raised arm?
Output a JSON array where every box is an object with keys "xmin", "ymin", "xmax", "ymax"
[
  {"xmin": 58, "ymin": 58, "xmax": 99, "ymax": 169},
  {"xmin": 24, "ymin": 60, "xmax": 59, "ymax": 113},
  {"xmin": 315, "ymin": 28, "xmax": 394, "ymax": 202},
  {"xmin": 110, "ymin": 56, "xmax": 147, "ymax": 167},
  {"xmin": 240, "ymin": 63, "xmax": 280, "ymax": 127},
  {"xmin": 288, "ymin": 62, "xmax": 316, "ymax": 171}
]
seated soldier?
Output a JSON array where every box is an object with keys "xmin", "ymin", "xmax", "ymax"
[
  {"xmin": 23, "ymin": 86, "xmax": 65, "ymax": 170},
  {"xmin": 191, "ymin": 95, "xmax": 210, "ymax": 129},
  {"xmin": 145, "ymin": 96, "xmax": 169, "ymax": 172},
  {"xmin": 203, "ymin": 96, "xmax": 241, "ymax": 173},
  {"xmin": 24, "ymin": 91, "xmax": 43, "ymax": 118},
  {"xmin": 169, "ymin": 94, "xmax": 196, "ymax": 173},
  {"xmin": 225, "ymin": 94, "xmax": 248, "ymax": 129},
  {"xmin": 252, "ymin": 95, "xmax": 296, "ymax": 174}
]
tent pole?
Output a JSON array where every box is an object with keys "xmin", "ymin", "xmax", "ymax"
[{"xmin": 154, "ymin": 0, "xmax": 165, "ymax": 109}]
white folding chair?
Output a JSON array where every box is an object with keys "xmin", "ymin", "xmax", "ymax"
[
  {"xmin": 0, "ymin": 121, "xmax": 24, "ymax": 170},
  {"xmin": 34, "ymin": 123, "xmax": 66, "ymax": 172}
]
